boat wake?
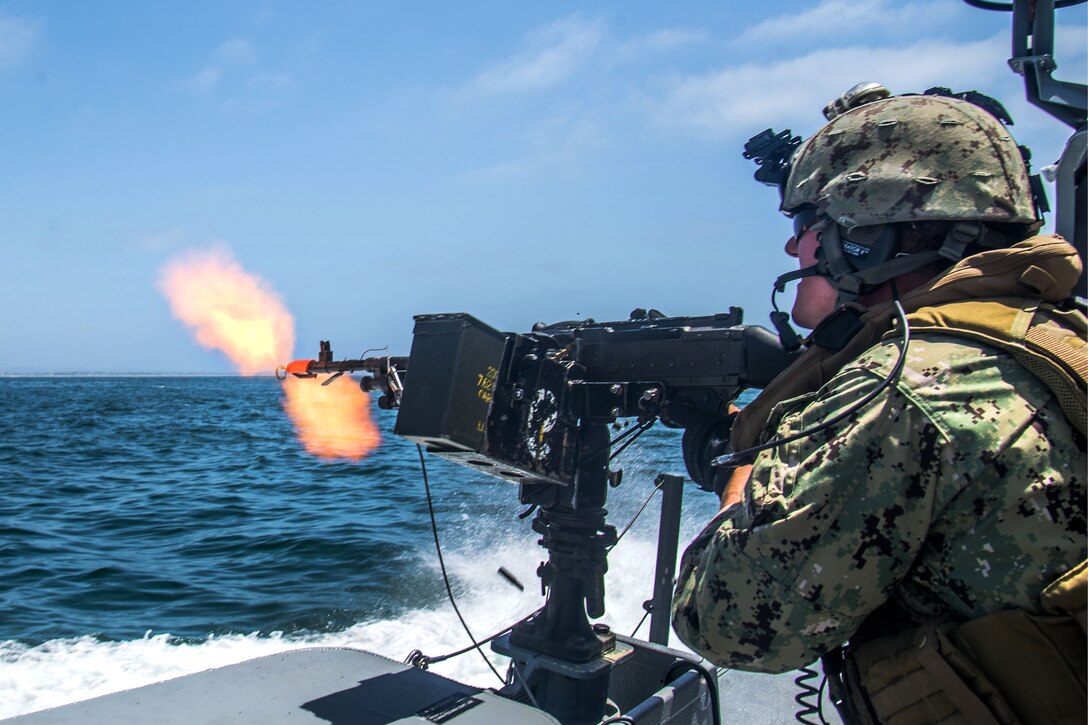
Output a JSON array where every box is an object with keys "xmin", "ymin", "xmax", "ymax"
[{"xmin": 1, "ymin": 523, "xmax": 702, "ymax": 719}]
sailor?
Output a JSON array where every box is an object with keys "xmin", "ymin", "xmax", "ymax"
[{"xmin": 672, "ymin": 85, "xmax": 1087, "ymax": 724}]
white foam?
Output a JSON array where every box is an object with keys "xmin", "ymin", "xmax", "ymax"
[
  {"xmin": 2, "ymin": 490, "xmax": 716, "ymax": 718},
  {"xmin": 0, "ymin": 631, "xmax": 313, "ymax": 718}
]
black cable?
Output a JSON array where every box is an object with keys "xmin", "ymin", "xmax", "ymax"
[
  {"xmin": 416, "ymin": 445, "xmax": 505, "ymax": 685},
  {"xmin": 629, "ymin": 608, "xmax": 652, "ymax": 638},
  {"xmin": 609, "ymin": 419, "xmax": 654, "ymax": 462},
  {"xmin": 663, "ymin": 660, "xmax": 722, "ymax": 725},
  {"xmin": 411, "ymin": 607, "xmax": 545, "ymax": 667},
  {"xmin": 609, "ymin": 475, "xmax": 666, "ymax": 552},
  {"xmin": 583, "ymin": 415, "xmax": 648, "ymax": 465},
  {"xmin": 578, "ymin": 418, "xmax": 655, "ymax": 470},
  {"xmin": 508, "ymin": 660, "xmax": 542, "ymax": 711},
  {"xmin": 715, "ymin": 295, "xmax": 911, "ymax": 467},
  {"xmin": 961, "ymin": 0, "xmax": 1083, "ymax": 13},
  {"xmin": 794, "ymin": 667, "xmax": 830, "ymax": 725},
  {"xmin": 609, "ymin": 418, "xmax": 649, "ymax": 447},
  {"xmin": 961, "ymin": 0, "xmax": 1013, "ymax": 9}
]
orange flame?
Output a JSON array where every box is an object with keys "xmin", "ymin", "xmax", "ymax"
[
  {"xmin": 158, "ymin": 247, "xmax": 294, "ymax": 374},
  {"xmin": 158, "ymin": 246, "xmax": 380, "ymax": 460},
  {"xmin": 281, "ymin": 375, "xmax": 381, "ymax": 459}
]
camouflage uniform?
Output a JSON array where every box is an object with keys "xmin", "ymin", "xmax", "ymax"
[
  {"xmin": 671, "ymin": 91, "xmax": 1087, "ymax": 676},
  {"xmin": 672, "ymin": 329, "xmax": 1086, "ymax": 673},
  {"xmin": 671, "ymin": 269, "xmax": 1087, "ymax": 674}
]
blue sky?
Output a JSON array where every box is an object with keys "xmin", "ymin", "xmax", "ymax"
[{"xmin": 1, "ymin": 1, "xmax": 1085, "ymax": 373}]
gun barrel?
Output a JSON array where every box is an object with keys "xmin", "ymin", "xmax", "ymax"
[{"xmin": 284, "ymin": 356, "xmax": 409, "ymax": 378}]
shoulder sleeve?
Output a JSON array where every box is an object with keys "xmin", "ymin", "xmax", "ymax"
[{"xmin": 671, "ymin": 341, "xmax": 957, "ymax": 673}]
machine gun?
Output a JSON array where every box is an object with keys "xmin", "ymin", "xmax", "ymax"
[{"xmin": 285, "ymin": 307, "xmax": 796, "ymax": 723}]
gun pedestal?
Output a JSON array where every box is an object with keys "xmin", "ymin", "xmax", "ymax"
[
  {"xmin": 492, "ymin": 630, "xmax": 632, "ymax": 725},
  {"xmin": 492, "ymin": 423, "xmax": 630, "ymax": 724},
  {"xmin": 385, "ymin": 311, "xmax": 789, "ymax": 721}
]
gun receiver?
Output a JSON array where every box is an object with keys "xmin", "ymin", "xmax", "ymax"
[{"xmin": 392, "ymin": 307, "xmax": 798, "ymax": 490}]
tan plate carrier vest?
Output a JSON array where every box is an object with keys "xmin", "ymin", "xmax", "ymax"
[{"xmin": 827, "ymin": 297, "xmax": 1087, "ymax": 725}]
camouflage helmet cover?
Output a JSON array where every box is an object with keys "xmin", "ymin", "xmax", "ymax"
[{"xmin": 782, "ymin": 95, "xmax": 1036, "ymax": 228}]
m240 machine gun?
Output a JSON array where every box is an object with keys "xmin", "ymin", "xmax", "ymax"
[{"xmin": 285, "ymin": 308, "xmax": 796, "ymax": 724}]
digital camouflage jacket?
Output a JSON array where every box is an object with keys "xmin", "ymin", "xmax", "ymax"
[{"xmin": 672, "ymin": 239, "xmax": 1087, "ymax": 674}]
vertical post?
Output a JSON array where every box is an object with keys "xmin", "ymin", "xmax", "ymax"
[
  {"xmin": 496, "ymin": 423, "xmax": 619, "ymax": 724},
  {"xmin": 649, "ymin": 473, "xmax": 684, "ymax": 646}
]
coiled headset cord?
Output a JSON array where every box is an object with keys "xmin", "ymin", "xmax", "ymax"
[{"xmin": 794, "ymin": 666, "xmax": 831, "ymax": 725}]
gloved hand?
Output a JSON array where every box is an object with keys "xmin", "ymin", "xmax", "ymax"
[{"xmin": 681, "ymin": 412, "xmax": 737, "ymax": 496}]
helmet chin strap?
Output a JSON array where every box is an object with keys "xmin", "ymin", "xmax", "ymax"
[
  {"xmin": 769, "ymin": 217, "xmax": 992, "ymax": 347},
  {"xmin": 817, "ymin": 221, "xmax": 963, "ymax": 305}
]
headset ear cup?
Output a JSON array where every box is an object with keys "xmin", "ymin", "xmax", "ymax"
[{"xmin": 841, "ymin": 224, "xmax": 901, "ymax": 270}]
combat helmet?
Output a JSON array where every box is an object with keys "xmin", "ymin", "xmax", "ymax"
[{"xmin": 746, "ymin": 84, "xmax": 1044, "ymax": 307}]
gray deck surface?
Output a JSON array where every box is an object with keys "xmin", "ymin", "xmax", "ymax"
[
  {"xmin": 4, "ymin": 648, "xmax": 559, "ymax": 725},
  {"xmin": 718, "ymin": 664, "xmax": 843, "ymax": 725},
  {"xmin": 6, "ymin": 647, "xmax": 843, "ymax": 724}
]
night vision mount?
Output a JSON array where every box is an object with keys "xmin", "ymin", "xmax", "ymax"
[{"xmin": 742, "ymin": 128, "xmax": 801, "ymax": 196}]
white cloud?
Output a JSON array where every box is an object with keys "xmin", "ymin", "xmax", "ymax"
[
  {"xmin": 471, "ymin": 15, "xmax": 604, "ymax": 95},
  {"xmin": 180, "ymin": 66, "xmax": 221, "ymax": 94},
  {"xmin": 1053, "ymin": 24, "xmax": 1088, "ymax": 75},
  {"xmin": 608, "ymin": 27, "xmax": 710, "ymax": 64},
  {"xmin": 0, "ymin": 14, "xmax": 40, "ymax": 69},
  {"xmin": 179, "ymin": 40, "xmax": 291, "ymax": 98},
  {"xmin": 737, "ymin": 0, "xmax": 956, "ymax": 45},
  {"xmin": 636, "ymin": 28, "xmax": 710, "ymax": 52},
  {"xmin": 462, "ymin": 113, "xmax": 604, "ymax": 180},
  {"xmin": 653, "ymin": 33, "xmax": 1008, "ymax": 138}
]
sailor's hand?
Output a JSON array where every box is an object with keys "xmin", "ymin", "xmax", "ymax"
[
  {"xmin": 682, "ymin": 413, "xmax": 735, "ymax": 494},
  {"xmin": 720, "ymin": 464, "xmax": 753, "ymax": 511},
  {"xmin": 716, "ymin": 403, "xmax": 749, "ymax": 510}
]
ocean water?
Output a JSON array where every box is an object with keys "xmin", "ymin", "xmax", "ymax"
[{"xmin": 0, "ymin": 376, "xmax": 722, "ymax": 718}]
